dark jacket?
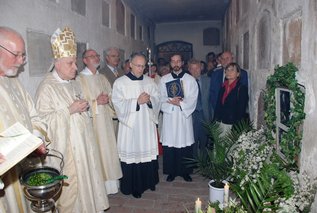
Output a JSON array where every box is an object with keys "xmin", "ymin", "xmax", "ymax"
[
  {"xmin": 209, "ymin": 67, "xmax": 248, "ymax": 110},
  {"xmin": 214, "ymin": 80, "xmax": 248, "ymax": 125},
  {"xmin": 99, "ymin": 65, "xmax": 124, "ymax": 87}
]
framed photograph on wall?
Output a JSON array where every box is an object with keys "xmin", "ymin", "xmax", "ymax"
[
  {"xmin": 276, "ymin": 88, "xmax": 292, "ymax": 128},
  {"xmin": 275, "ymin": 87, "xmax": 292, "ymax": 159}
]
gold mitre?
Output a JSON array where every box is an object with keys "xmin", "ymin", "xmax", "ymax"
[{"xmin": 51, "ymin": 27, "xmax": 77, "ymax": 59}]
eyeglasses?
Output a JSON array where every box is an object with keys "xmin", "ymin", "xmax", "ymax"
[
  {"xmin": 84, "ymin": 54, "xmax": 100, "ymax": 59},
  {"xmin": 108, "ymin": 54, "xmax": 120, "ymax": 58},
  {"xmin": 0, "ymin": 44, "xmax": 26, "ymax": 61},
  {"xmin": 131, "ymin": 62, "xmax": 146, "ymax": 69}
]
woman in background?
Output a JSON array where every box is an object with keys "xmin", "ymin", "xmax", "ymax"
[{"xmin": 214, "ymin": 62, "xmax": 248, "ymax": 134}]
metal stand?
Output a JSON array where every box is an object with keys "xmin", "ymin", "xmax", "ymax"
[{"xmin": 20, "ymin": 149, "xmax": 64, "ymax": 213}]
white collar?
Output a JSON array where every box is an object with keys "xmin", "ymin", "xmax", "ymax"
[
  {"xmin": 81, "ymin": 67, "xmax": 99, "ymax": 75},
  {"xmin": 52, "ymin": 70, "xmax": 70, "ymax": 83}
]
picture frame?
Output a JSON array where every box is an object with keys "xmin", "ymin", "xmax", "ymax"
[{"xmin": 275, "ymin": 87, "xmax": 292, "ymax": 160}]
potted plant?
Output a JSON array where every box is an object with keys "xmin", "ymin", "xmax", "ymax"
[
  {"xmin": 186, "ymin": 120, "xmax": 252, "ymax": 203},
  {"xmin": 193, "ymin": 128, "xmax": 317, "ymax": 212}
]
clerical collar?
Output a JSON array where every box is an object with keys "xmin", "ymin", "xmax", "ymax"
[
  {"xmin": 171, "ymin": 70, "xmax": 185, "ymax": 79},
  {"xmin": 52, "ymin": 70, "xmax": 71, "ymax": 83},
  {"xmin": 126, "ymin": 71, "xmax": 143, "ymax": 80},
  {"xmin": 80, "ymin": 67, "xmax": 99, "ymax": 75}
]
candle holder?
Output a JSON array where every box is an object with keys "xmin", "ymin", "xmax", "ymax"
[{"xmin": 147, "ymin": 48, "xmax": 152, "ymax": 76}]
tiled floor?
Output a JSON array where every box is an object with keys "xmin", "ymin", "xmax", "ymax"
[{"xmin": 106, "ymin": 156, "xmax": 210, "ymax": 213}]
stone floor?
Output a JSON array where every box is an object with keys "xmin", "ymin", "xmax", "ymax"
[{"xmin": 106, "ymin": 156, "xmax": 210, "ymax": 213}]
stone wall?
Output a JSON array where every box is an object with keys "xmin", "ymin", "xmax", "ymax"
[
  {"xmin": 225, "ymin": 0, "xmax": 317, "ymax": 210},
  {"xmin": 155, "ymin": 20, "xmax": 223, "ymax": 61},
  {"xmin": 0, "ymin": 0, "xmax": 153, "ymax": 97}
]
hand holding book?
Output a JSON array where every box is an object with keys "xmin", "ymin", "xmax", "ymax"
[
  {"xmin": 0, "ymin": 122, "xmax": 43, "ymax": 175},
  {"xmin": 167, "ymin": 97, "xmax": 182, "ymax": 106},
  {"xmin": 165, "ymin": 79, "xmax": 184, "ymax": 98}
]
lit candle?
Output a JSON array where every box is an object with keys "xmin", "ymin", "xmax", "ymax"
[
  {"xmin": 223, "ymin": 182, "xmax": 229, "ymax": 207},
  {"xmin": 195, "ymin": 198, "xmax": 202, "ymax": 213}
]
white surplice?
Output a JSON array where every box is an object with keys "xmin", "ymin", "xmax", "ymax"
[
  {"xmin": 112, "ymin": 75, "xmax": 160, "ymax": 164},
  {"xmin": 0, "ymin": 76, "xmax": 46, "ymax": 213},
  {"xmin": 35, "ymin": 71, "xmax": 109, "ymax": 212},
  {"xmin": 78, "ymin": 68, "xmax": 122, "ymax": 194},
  {"xmin": 159, "ymin": 72, "xmax": 198, "ymax": 148}
]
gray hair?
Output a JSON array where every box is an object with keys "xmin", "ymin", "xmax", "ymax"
[
  {"xmin": 129, "ymin": 52, "xmax": 147, "ymax": 63},
  {"xmin": 105, "ymin": 47, "xmax": 119, "ymax": 56}
]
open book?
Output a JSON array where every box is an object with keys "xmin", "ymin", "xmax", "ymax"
[{"xmin": 0, "ymin": 122, "xmax": 42, "ymax": 176}]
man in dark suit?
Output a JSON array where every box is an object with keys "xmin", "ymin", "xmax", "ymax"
[
  {"xmin": 99, "ymin": 47, "xmax": 125, "ymax": 135},
  {"xmin": 209, "ymin": 51, "xmax": 248, "ymax": 117},
  {"xmin": 99, "ymin": 47, "xmax": 125, "ymax": 86},
  {"xmin": 188, "ymin": 58, "xmax": 212, "ymax": 158}
]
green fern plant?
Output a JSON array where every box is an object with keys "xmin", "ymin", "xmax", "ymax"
[
  {"xmin": 232, "ymin": 163, "xmax": 294, "ymax": 213},
  {"xmin": 185, "ymin": 120, "xmax": 252, "ymax": 187},
  {"xmin": 226, "ymin": 119, "xmax": 253, "ymax": 146}
]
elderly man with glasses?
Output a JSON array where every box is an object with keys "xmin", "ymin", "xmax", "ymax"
[
  {"xmin": 35, "ymin": 27, "xmax": 109, "ymax": 212},
  {"xmin": 112, "ymin": 52, "xmax": 160, "ymax": 199},
  {"xmin": 0, "ymin": 26, "xmax": 47, "ymax": 213},
  {"xmin": 78, "ymin": 49, "xmax": 122, "ymax": 195}
]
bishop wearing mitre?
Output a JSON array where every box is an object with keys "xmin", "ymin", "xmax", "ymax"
[{"xmin": 35, "ymin": 27, "xmax": 109, "ymax": 213}]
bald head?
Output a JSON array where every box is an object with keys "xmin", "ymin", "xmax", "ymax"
[
  {"xmin": 0, "ymin": 27, "xmax": 26, "ymax": 77},
  {"xmin": 0, "ymin": 27, "xmax": 22, "ymax": 41}
]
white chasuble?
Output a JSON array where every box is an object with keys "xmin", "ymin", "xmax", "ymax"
[
  {"xmin": 35, "ymin": 71, "xmax": 109, "ymax": 212},
  {"xmin": 112, "ymin": 75, "xmax": 160, "ymax": 164},
  {"xmin": 0, "ymin": 76, "xmax": 46, "ymax": 213},
  {"xmin": 78, "ymin": 68, "xmax": 122, "ymax": 194},
  {"xmin": 159, "ymin": 73, "xmax": 198, "ymax": 148}
]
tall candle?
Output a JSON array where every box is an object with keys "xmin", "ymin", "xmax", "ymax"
[
  {"xmin": 223, "ymin": 182, "xmax": 229, "ymax": 207},
  {"xmin": 195, "ymin": 198, "xmax": 202, "ymax": 213}
]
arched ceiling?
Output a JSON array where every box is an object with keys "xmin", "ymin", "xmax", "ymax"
[{"xmin": 124, "ymin": 0, "xmax": 230, "ymax": 23}]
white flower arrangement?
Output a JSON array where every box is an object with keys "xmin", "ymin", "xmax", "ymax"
[
  {"xmin": 227, "ymin": 128, "xmax": 317, "ymax": 212},
  {"xmin": 229, "ymin": 128, "xmax": 272, "ymax": 187},
  {"xmin": 277, "ymin": 171, "xmax": 317, "ymax": 213},
  {"xmin": 199, "ymin": 198, "xmax": 248, "ymax": 213}
]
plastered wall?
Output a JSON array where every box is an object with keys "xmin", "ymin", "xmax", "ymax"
[
  {"xmin": 225, "ymin": 0, "xmax": 317, "ymax": 210},
  {"xmin": 0, "ymin": 0, "xmax": 152, "ymax": 97},
  {"xmin": 155, "ymin": 20, "xmax": 223, "ymax": 61}
]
